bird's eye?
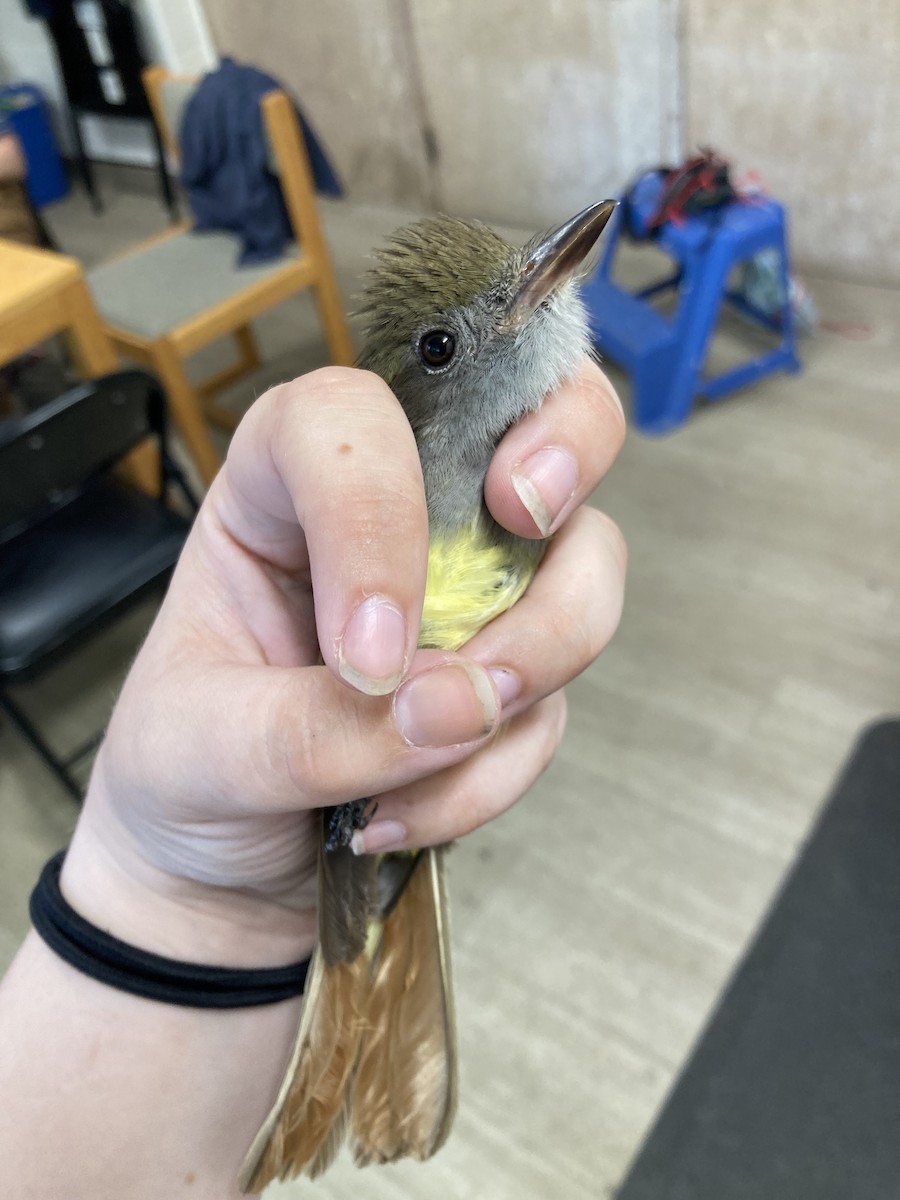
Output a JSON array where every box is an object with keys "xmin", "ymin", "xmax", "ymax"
[{"xmin": 419, "ymin": 330, "xmax": 456, "ymax": 370}]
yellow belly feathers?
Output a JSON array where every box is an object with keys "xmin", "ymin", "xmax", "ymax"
[{"xmin": 420, "ymin": 517, "xmax": 533, "ymax": 652}]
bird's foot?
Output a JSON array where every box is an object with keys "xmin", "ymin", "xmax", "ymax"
[{"xmin": 324, "ymin": 798, "xmax": 377, "ymax": 853}]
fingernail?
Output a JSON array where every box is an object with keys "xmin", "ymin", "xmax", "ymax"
[
  {"xmin": 338, "ymin": 595, "xmax": 407, "ymax": 695},
  {"xmin": 511, "ymin": 447, "xmax": 578, "ymax": 536},
  {"xmin": 351, "ymin": 819, "xmax": 407, "ymax": 856},
  {"xmin": 489, "ymin": 667, "xmax": 522, "ymax": 709},
  {"xmin": 394, "ymin": 662, "xmax": 498, "ymax": 748}
]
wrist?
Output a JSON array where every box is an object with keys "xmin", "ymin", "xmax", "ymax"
[{"xmin": 62, "ymin": 772, "xmax": 317, "ymax": 971}]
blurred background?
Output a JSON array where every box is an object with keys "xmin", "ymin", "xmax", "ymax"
[{"xmin": 1, "ymin": 2, "xmax": 899, "ymax": 1198}]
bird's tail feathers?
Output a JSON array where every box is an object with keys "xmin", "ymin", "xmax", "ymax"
[
  {"xmin": 238, "ymin": 949, "xmax": 368, "ymax": 1191},
  {"xmin": 351, "ymin": 846, "xmax": 458, "ymax": 1164},
  {"xmin": 239, "ymin": 845, "xmax": 457, "ymax": 1189}
]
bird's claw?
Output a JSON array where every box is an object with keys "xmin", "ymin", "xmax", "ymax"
[{"xmin": 324, "ymin": 798, "xmax": 377, "ymax": 853}]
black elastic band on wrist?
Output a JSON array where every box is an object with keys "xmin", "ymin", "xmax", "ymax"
[{"xmin": 29, "ymin": 851, "xmax": 310, "ymax": 1009}]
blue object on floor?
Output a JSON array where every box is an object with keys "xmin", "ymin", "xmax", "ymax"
[
  {"xmin": 0, "ymin": 83, "xmax": 69, "ymax": 207},
  {"xmin": 581, "ymin": 177, "xmax": 801, "ymax": 434}
]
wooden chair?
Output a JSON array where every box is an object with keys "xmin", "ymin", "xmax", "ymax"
[{"xmin": 86, "ymin": 67, "xmax": 355, "ymax": 484}]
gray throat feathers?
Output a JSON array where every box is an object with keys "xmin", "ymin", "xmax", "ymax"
[{"xmin": 415, "ymin": 414, "xmax": 502, "ymax": 537}]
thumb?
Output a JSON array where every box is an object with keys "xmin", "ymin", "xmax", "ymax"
[{"xmin": 112, "ymin": 653, "xmax": 502, "ymax": 818}]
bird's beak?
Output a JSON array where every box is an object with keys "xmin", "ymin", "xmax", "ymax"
[{"xmin": 502, "ymin": 199, "xmax": 617, "ymax": 332}]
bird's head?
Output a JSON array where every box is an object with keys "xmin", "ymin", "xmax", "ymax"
[{"xmin": 357, "ymin": 201, "xmax": 616, "ymax": 474}]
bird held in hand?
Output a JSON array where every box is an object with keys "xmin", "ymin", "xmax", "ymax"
[{"xmin": 240, "ymin": 199, "xmax": 617, "ymax": 1191}]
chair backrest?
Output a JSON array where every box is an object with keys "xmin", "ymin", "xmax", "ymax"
[
  {"xmin": 154, "ymin": 74, "xmax": 199, "ymax": 159},
  {"xmin": 0, "ymin": 369, "xmax": 165, "ymax": 544},
  {"xmin": 142, "ymin": 65, "xmax": 325, "ymax": 257},
  {"xmin": 144, "ymin": 65, "xmax": 280, "ymax": 178}
]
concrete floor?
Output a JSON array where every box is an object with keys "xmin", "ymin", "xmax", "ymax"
[{"xmin": 2, "ymin": 167, "xmax": 900, "ymax": 1198}]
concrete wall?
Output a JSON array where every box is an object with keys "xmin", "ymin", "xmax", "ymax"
[
  {"xmin": 4, "ymin": 0, "xmax": 894, "ymax": 282},
  {"xmin": 201, "ymin": 0, "xmax": 681, "ymax": 229},
  {"xmin": 201, "ymin": 0, "xmax": 898, "ymax": 284},
  {"xmin": 685, "ymin": 0, "xmax": 900, "ymax": 285},
  {"xmin": 199, "ymin": 0, "xmax": 435, "ymax": 211}
]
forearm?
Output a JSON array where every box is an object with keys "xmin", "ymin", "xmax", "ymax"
[
  {"xmin": 0, "ymin": 931, "xmax": 301, "ymax": 1199},
  {"xmin": 0, "ymin": 772, "xmax": 314, "ymax": 1200}
]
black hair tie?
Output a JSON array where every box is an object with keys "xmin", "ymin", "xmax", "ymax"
[{"xmin": 29, "ymin": 851, "xmax": 310, "ymax": 1008}]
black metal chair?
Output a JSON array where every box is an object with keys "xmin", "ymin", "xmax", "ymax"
[
  {"xmin": 0, "ymin": 369, "xmax": 199, "ymax": 798},
  {"xmin": 38, "ymin": 0, "xmax": 178, "ymax": 218}
]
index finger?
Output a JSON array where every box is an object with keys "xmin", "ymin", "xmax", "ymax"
[{"xmin": 212, "ymin": 367, "xmax": 429, "ymax": 695}]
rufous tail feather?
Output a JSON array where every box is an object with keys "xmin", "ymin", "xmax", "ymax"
[
  {"xmin": 240, "ymin": 828, "xmax": 377, "ymax": 1190},
  {"xmin": 239, "ymin": 842, "xmax": 456, "ymax": 1189},
  {"xmin": 351, "ymin": 846, "xmax": 458, "ymax": 1164},
  {"xmin": 239, "ymin": 950, "xmax": 368, "ymax": 1191}
]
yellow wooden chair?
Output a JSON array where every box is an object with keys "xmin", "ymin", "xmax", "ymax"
[{"xmin": 87, "ymin": 66, "xmax": 354, "ymax": 484}]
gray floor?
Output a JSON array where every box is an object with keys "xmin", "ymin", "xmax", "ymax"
[{"xmin": 3, "ymin": 167, "xmax": 900, "ymax": 1198}]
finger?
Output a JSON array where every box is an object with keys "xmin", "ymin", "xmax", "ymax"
[
  {"xmin": 354, "ymin": 693, "xmax": 568, "ymax": 852},
  {"xmin": 484, "ymin": 357, "xmax": 625, "ymax": 538},
  {"xmin": 461, "ymin": 505, "xmax": 627, "ymax": 717},
  {"xmin": 210, "ymin": 368, "xmax": 429, "ymax": 695},
  {"xmin": 140, "ymin": 650, "xmax": 510, "ymax": 815}
]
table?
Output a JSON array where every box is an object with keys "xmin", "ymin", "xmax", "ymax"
[
  {"xmin": 0, "ymin": 237, "xmax": 155, "ymax": 487},
  {"xmin": 0, "ymin": 237, "xmax": 119, "ymax": 373}
]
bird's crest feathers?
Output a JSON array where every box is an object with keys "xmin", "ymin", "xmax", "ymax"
[{"xmin": 357, "ymin": 215, "xmax": 515, "ymax": 379}]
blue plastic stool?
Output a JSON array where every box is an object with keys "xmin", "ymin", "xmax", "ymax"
[
  {"xmin": 0, "ymin": 84, "xmax": 69, "ymax": 208},
  {"xmin": 581, "ymin": 179, "xmax": 801, "ymax": 433}
]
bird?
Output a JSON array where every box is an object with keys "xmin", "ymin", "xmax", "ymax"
[{"xmin": 239, "ymin": 198, "xmax": 617, "ymax": 1192}]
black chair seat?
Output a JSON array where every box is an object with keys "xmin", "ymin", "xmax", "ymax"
[
  {"xmin": 0, "ymin": 369, "xmax": 198, "ymax": 798},
  {"xmin": 0, "ymin": 477, "xmax": 189, "ymax": 678}
]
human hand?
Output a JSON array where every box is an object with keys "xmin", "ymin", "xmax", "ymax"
[
  {"xmin": 61, "ymin": 362, "xmax": 626, "ymax": 968},
  {"xmin": 0, "ymin": 133, "xmax": 27, "ymax": 184}
]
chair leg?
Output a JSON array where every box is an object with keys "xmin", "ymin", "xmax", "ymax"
[
  {"xmin": 0, "ymin": 691, "xmax": 82, "ymax": 800},
  {"xmin": 202, "ymin": 404, "xmax": 242, "ymax": 434},
  {"xmin": 149, "ymin": 339, "xmax": 222, "ymax": 486},
  {"xmin": 312, "ymin": 270, "xmax": 356, "ymax": 366},
  {"xmin": 68, "ymin": 107, "xmax": 102, "ymax": 215},
  {"xmin": 196, "ymin": 325, "xmax": 262, "ymax": 433},
  {"xmin": 195, "ymin": 326, "xmax": 260, "ymax": 400},
  {"xmin": 775, "ymin": 227, "xmax": 802, "ymax": 372},
  {"xmin": 235, "ymin": 324, "xmax": 262, "ymax": 371},
  {"xmin": 148, "ymin": 115, "xmax": 179, "ymax": 223}
]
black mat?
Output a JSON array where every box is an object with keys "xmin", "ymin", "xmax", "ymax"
[{"xmin": 616, "ymin": 719, "xmax": 900, "ymax": 1200}]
